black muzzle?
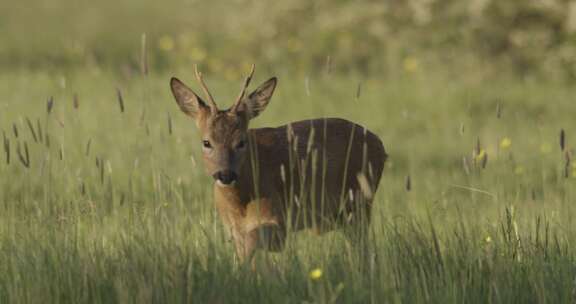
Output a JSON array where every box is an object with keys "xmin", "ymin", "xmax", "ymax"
[{"xmin": 213, "ymin": 170, "xmax": 238, "ymax": 185}]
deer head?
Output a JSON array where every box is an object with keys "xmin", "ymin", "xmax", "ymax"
[{"xmin": 170, "ymin": 65, "xmax": 277, "ymax": 187}]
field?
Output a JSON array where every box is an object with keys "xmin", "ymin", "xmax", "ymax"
[{"xmin": 2, "ymin": 1, "xmax": 576, "ymax": 303}]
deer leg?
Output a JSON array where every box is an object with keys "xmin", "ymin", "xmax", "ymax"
[
  {"xmin": 233, "ymin": 224, "xmax": 286, "ymax": 268},
  {"xmin": 250, "ymin": 224, "xmax": 286, "ymax": 252},
  {"xmin": 243, "ymin": 224, "xmax": 287, "ymax": 272},
  {"xmin": 232, "ymin": 230, "xmax": 257, "ymax": 266}
]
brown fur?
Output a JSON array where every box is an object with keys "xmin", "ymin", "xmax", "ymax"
[{"xmin": 170, "ymin": 73, "xmax": 387, "ymax": 262}]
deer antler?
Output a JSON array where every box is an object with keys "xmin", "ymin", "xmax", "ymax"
[
  {"xmin": 231, "ymin": 64, "xmax": 255, "ymax": 113},
  {"xmin": 194, "ymin": 65, "xmax": 218, "ymax": 112}
]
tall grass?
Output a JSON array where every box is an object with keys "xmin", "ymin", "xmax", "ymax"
[{"xmin": 0, "ymin": 67, "xmax": 575, "ymax": 302}]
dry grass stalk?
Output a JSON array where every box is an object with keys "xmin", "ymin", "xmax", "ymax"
[
  {"xmin": 3, "ymin": 131, "xmax": 10, "ymax": 165},
  {"xmin": 25, "ymin": 117, "xmax": 37, "ymax": 143},
  {"xmin": 560, "ymin": 129, "xmax": 565, "ymax": 151},
  {"xmin": 96, "ymin": 156, "xmax": 105, "ymax": 185},
  {"xmin": 325, "ymin": 55, "xmax": 332, "ymax": 74},
  {"xmin": 475, "ymin": 137, "xmax": 481, "ymax": 156},
  {"xmin": 16, "ymin": 141, "xmax": 30, "ymax": 168},
  {"xmin": 47, "ymin": 96, "xmax": 54, "ymax": 114},
  {"xmin": 405, "ymin": 175, "xmax": 412, "ymax": 192},
  {"xmin": 55, "ymin": 117, "xmax": 65, "ymax": 128},
  {"xmin": 85, "ymin": 139, "xmax": 91, "ymax": 156},
  {"xmin": 139, "ymin": 109, "xmax": 146, "ymax": 126},
  {"xmin": 462, "ymin": 156, "xmax": 470, "ymax": 175},
  {"xmin": 12, "ymin": 123, "xmax": 18, "ymax": 138},
  {"xmin": 73, "ymin": 93, "xmax": 79, "ymax": 109},
  {"xmin": 35, "ymin": 118, "xmax": 43, "ymax": 143},
  {"xmin": 473, "ymin": 137, "xmax": 485, "ymax": 169},
  {"xmin": 116, "ymin": 88, "xmax": 125, "ymax": 113},
  {"xmin": 167, "ymin": 112, "xmax": 173, "ymax": 135},
  {"xmin": 356, "ymin": 172, "xmax": 373, "ymax": 200},
  {"xmin": 140, "ymin": 33, "xmax": 148, "ymax": 76},
  {"xmin": 564, "ymin": 151, "xmax": 571, "ymax": 179}
]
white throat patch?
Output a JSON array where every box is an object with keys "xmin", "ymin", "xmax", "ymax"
[{"xmin": 216, "ymin": 180, "xmax": 236, "ymax": 187}]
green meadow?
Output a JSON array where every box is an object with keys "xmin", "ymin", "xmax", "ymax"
[{"xmin": 1, "ymin": 1, "xmax": 576, "ymax": 303}]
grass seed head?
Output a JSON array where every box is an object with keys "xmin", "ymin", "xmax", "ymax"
[
  {"xmin": 560, "ymin": 129, "xmax": 565, "ymax": 151},
  {"xmin": 47, "ymin": 96, "xmax": 54, "ymax": 114}
]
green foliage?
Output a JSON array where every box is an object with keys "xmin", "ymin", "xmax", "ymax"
[
  {"xmin": 3, "ymin": 0, "xmax": 576, "ymax": 78},
  {"xmin": 2, "ymin": 0, "xmax": 576, "ymax": 302}
]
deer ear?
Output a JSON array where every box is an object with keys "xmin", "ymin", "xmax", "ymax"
[
  {"xmin": 170, "ymin": 77, "xmax": 210, "ymax": 119},
  {"xmin": 237, "ymin": 77, "xmax": 277, "ymax": 119}
]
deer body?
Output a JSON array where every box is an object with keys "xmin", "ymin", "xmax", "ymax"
[{"xmin": 170, "ymin": 66, "xmax": 387, "ymax": 261}]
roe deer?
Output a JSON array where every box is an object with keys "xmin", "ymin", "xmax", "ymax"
[{"xmin": 170, "ymin": 65, "xmax": 387, "ymax": 262}]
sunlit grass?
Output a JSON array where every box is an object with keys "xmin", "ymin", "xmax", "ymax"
[{"xmin": 0, "ymin": 68, "xmax": 575, "ymax": 303}]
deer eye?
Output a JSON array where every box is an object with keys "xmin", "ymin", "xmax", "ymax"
[
  {"xmin": 236, "ymin": 140, "xmax": 246, "ymax": 149},
  {"xmin": 202, "ymin": 140, "xmax": 212, "ymax": 149}
]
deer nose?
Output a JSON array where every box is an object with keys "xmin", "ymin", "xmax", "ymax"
[{"xmin": 213, "ymin": 170, "xmax": 238, "ymax": 185}]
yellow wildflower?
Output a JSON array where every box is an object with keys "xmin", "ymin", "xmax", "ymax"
[
  {"xmin": 403, "ymin": 57, "xmax": 419, "ymax": 73},
  {"xmin": 158, "ymin": 36, "xmax": 175, "ymax": 51},
  {"xmin": 485, "ymin": 236, "xmax": 492, "ymax": 243},
  {"xmin": 309, "ymin": 268, "xmax": 323, "ymax": 280},
  {"xmin": 500, "ymin": 137, "xmax": 512, "ymax": 149}
]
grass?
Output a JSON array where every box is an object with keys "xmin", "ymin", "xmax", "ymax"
[
  {"xmin": 0, "ymin": 65, "xmax": 575, "ymax": 303},
  {"xmin": 3, "ymin": 1, "xmax": 576, "ymax": 302}
]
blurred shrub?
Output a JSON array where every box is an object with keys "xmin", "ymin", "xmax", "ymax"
[{"xmin": 2, "ymin": 0, "xmax": 576, "ymax": 78}]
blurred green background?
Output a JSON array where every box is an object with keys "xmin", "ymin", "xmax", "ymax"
[{"xmin": 4, "ymin": 0, "xmax": 576, "ymax": 79}]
